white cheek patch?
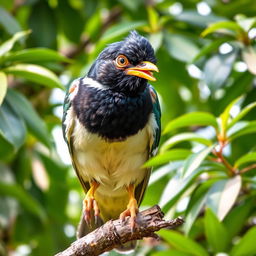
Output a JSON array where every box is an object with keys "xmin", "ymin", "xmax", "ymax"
[{"xmin": 82, "ymin": 77, "xmax": 108, "ymax": 90}]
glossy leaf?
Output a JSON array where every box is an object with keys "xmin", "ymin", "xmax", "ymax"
[
  {"xmin": 201, "ymin": 21, "xmax": 244, "ymax": 37},
  {"xmin": 144, "ymin": 149, "xmax": 191, "ymax": 167},
  {"xmin": 206, "ymin": 176, "xmax": 241, "ymax": 220},
  {"xmin": 0, "ymin": 7, "xmax": 21, "ymax": 35},
  {"xmin": 0, "ymin": 72, "xmax": 7, "ymax": 105},
  {"xmin": 4, "ymin": 64, "xmax": 64, "ymax": 89},
  {"xmin": 230, "ymin": 227, "xmax": 256, "ymax": 256},
  {"xmin": 219, "ymin": 96, "xmax": 243, "ymax": 136},
  {"xmin": 153, "ymin": 250, "xmax": 193, "ymax": 256},
  {"xmin": 0, "ymin": 181, "xmax": 46, "ymax": 221},
  {"xmin": 3, "ymin": 48, "xmax": 71, "ymax": 63},
  {"xmin": 204, "ymin": 208, "xmax": 229, "ymax": 252},
  {"xmin": 164, "ymin": 112, "xmax": 218, "ymax": 134},
  {"xmin": 6, "ymin": 89, "xmax": 52, "ymax": 149},
  {"xmin": 164, "ymin": 33, "xmax": 200, "ymax": 62},
  {"xmin": 182, "ymin": 146, "xmax": 214, "ymax": 178},
  {"xmin": 0, "ymin": 99, "xmax": 26, "ymax": 150},
  {"xmin": 161, "ymin": 133, "xmax": 212, "ymax": 153},
  {"xmin": 228, "ymin": 101, "xmax": 256, "ymax": 129},
  {"xmin": 234, "ymin": 152, "xmax": 256, "ymax": 168},
  {"xmin": 242, "ymin": 46, "xmax": 256, "ymax": 75},
  {"xmin": 0, "ymin": 30, "xmax": 30, "ymax": 56},
  {"xmin": 228, "ymin": 121, "xmax": 256, "ymax": 141},
  {"xmin": 158, "ymin": 230, "xmax": 209, "ymax": 256}
]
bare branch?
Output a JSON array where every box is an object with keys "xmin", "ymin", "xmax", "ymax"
[{"xmin": 55, "ymin": 205, "xmax": 184, "ymax": 256}]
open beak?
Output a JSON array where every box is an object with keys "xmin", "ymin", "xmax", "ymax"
[{"xmin": 125, "ymin": 61, "xmax": 159, "ymax": 81}]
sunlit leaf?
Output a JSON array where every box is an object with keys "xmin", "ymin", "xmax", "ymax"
[
  {"xmin": 234, "ymin": 152, "xmax": 256, "ymax": 168},
  {"xmin": 206, "ymin": 176, "xmax": 241, "ymax": 220},
  {"xmin": 201, "ymin": 21, "xmax": 244, "ymax": 37},
  {"xmin": 228, "ymin": 102, "xmax": 256, "ymax": 129},
  {"xmin": 147, "ymin": 6, "xmax": 159, "ymax": 32},
  {"xmin": 228, "ymin": 121, "xmax": 256, "ymax": 141},
  {"xmin": 219, "ymin": 96, "xmax": 243, "ymax": 137},
  {"xmin": 0, "ymin": 72, "xmax": 7, "ymax": 105},
  {"xmin": 236, "ymin": 15, "xmax": 256, "ymax": 32},
  {"xmin": 182, "ymin": 146, "xmax": 215, "ymax": 178},
  {"xmin": 242, "ymin": 46, "xmax": 256, "ymax": 75},
  {"xmin": 153, "ymin": 250, "xmax": 194, "ymax": 256},
  {"xmin": 3, "ymin": 48, "xmax": 71, "ymax": 63},
  {"xmin": 0, "ymin": 30, "xmax": 30, "ymax": 56},
  {"xmin": 144, "ymin": 149, "xmax": 191, "ymax": 167},
  {"xmin": 204, "ymin": 208, "xmax": 229, "ymax": 252},
  {"xmin": 6, "ymin": 89, "xmax": 52, "ymax": 148},
  {"xmin": 161, "ymin": 133, "xmax": 212, "ymax": 153},
  {"xmin": 158, "ymin": 230, "xmax": 209, "ymax": 256},
  {"xmin": 4, "ymin": 64, "xmax": 64, "ymax": 89},
  {"xmin": 164, "ymin": 112, "xmax": 218, "ymax": 134},
  {"xmin": 230, "ymin": 227, "xmax": 256, "ymax": 256}
]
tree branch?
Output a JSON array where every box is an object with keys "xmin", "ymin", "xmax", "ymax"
[{"xmin": 55, "ymin": 205, "xmax": 184, "ymax": 256}]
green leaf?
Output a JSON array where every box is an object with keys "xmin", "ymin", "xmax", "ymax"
[
  {"xmin": 0, "ymin": 72, "xmax": 7, "ymax": 105},
  {"xmin": 0, "ymin": 30, "xmax": 30, "ymax": 57},
  {"xmin": 3, "ymin": 64, "xmax": 64, "ymax": 89},
  {"xmin": 223, "ymin": 197, "xmax": 255, "ymax": 240},
  {"xmin": 201, "ymin": 21, "xmax": 244, "ymax": 37},
  {"xmin": 228, "ymin": 102, "xmax": 256, "ymax": 129},
  {"xmin": 234, "ymin": 152, "xmax": 256, "ymax": 168},
  {"xmin": 158, "ymin": 230, "xmax": 209, "ymax": 256},
  {"xmin": 236, "ymin": 15, "xmax": 256, "ymax": 32},
  {"xmin": 0, "ymin": 181, "xmax": 46, "ymax": 221},
  {"xmin": 0, "ymin": 7, "xmax": 21, "ymax": 35},
  {"xmin": 206, "ymin": 176, "xmax": 242, "ymax": 220},
  {"xmin": 204, "ymin": 52, "xmax": 236, "ymax": 91},
  {"xmin": 6, "ymin": 89, "xmax": 52, "ymax": 148},
  {"xmin": 164, "ymin": 33, "xmax": 200, "ymax": 62},
  {"xmin": 161, "ymin": 133, "xmax": 212, "ymax": 153},
  {"xmin": 3, "ymin": 48, "xmax": 71, "ymax": 63},
  {"xmin": 143, "ymin": 149, "xmax": 191, "ymax": 167},
  {"xmin": 230, "ymin": 227, "xmax": 256, "ymax": 256},
  {"xmin": 101, "ymin": 21, "xmax": 146, "ymax": 42},
  {"xmin": 204, "ymin": 208, "xmax": 229, "ymax": 252},
  {"xmin": 147, "ymin": 6, "xmax": 159, "ymax": 32},
  {"xmin": 228, "ymin": 121, "xmax": 256, "ymax": 141},
  {"xmin": 219, "ymin": 96, "xmax": 243, "ymax": 137},
  {"xmin": 182, "ymin": 146, "xmax": 215, "ymax": 178},
  {"xmin": 164, "ymin": 112, "xmax": 218, "ymax": 134},
  {"xmin": 0, "ymin": 99, "xmax": 26, "ymax": 150},
  {"xmin": 242, "ymin": 46, "xmax": 256, "ymax": 75},
  {"xmin": 193, "ymin": 38, "xmax": 228, "ymax": 62}
]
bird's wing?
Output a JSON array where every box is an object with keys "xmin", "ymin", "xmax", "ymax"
[
  {"xmin": 62, "ymin": 79, "xmax": 90, "ymax": 193},
  {"xmin": 135, "ymin": 84, "xmax": 161, "ymax": 205}
]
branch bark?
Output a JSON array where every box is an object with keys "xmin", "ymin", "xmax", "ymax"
[{"xmin": 55, "ymin": 205, "xmax": 184, "ymax": 256}]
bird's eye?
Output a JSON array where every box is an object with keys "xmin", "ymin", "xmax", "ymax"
[{"xmin": 115, "ymin": 55, "xmax": 129, "ymax": 67}]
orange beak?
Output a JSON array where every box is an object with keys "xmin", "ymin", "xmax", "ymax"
[{"xmin": 125, "ymin": 61, "xmax": 159, "ymax": 81}]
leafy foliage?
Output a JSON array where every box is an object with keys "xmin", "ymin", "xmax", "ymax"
[{"xmin": 0, "ymin": 1, "xmax": 256, "ymax": 256}]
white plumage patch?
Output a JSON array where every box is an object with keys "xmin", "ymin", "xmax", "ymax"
[{"xmin": 65, "ymin": 106, "xmax": 156, "ymax": 198}]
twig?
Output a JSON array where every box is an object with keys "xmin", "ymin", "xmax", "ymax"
[
  {"xmin": 240, "ymin": 163, "xmax": 256, "ymax": 174},
  {"xmin": 55, "ymin": 205, "xmax": 184, "ymax": 256}
]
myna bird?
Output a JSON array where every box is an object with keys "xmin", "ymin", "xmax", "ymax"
[{"xmin": 62, "ymin": 31, "xmax": 161, "ymax": 252}]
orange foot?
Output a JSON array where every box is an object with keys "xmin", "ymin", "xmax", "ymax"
[
  {"xmin": 119, "ymin": 184, "xmax": 139, "ymax": 231},
  {"xmin": 83, "ymin": 181, "xmax": 100, "ymax": 224}
]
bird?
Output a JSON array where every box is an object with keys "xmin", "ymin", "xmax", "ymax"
[{"xmin": 62, "ymin": 31, "xmax": 161, "ymax": 253}]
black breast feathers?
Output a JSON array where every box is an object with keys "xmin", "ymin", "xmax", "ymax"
[{"xmin": 72, "ymin": 83, "xmax": 153, "ymax": 141}]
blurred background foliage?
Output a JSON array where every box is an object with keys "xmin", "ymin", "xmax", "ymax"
[{"xmin": 0, "ymin": 0, "xmax": 256, "ymax": 255}]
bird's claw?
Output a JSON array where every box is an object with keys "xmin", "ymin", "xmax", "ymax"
[
  {"xmin": 83, "ymin": 196, "xmax": 100, "ymax": 225},
  {"xmin": 119, "ymin": 198, "xmax": 138, "ymax": 232}
]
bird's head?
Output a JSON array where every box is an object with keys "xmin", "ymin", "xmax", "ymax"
[{"xmin": 87, "ymin": 31, "xmax": 159, "ymax": 95}]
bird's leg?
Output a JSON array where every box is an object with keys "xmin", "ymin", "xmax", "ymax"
[
  {"xmin": 83, "ymin": 181, "xmax": 100, "ymax": 224},
  {"xmin": 119, "ymin": 184, "xmax": 138, "ymax": 230}
]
